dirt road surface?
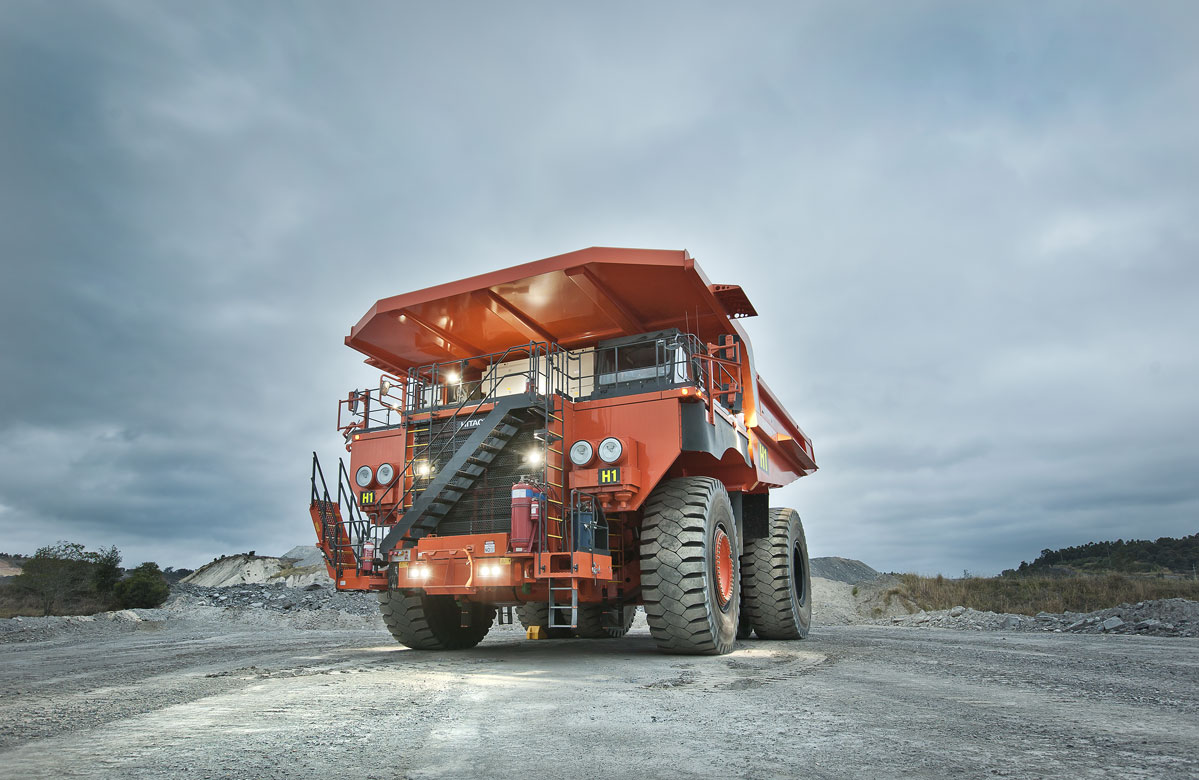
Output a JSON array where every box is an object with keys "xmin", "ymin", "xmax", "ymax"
[{"xmin": 2, "ymin": 615, "xmax": 1196, "ymax": 779}]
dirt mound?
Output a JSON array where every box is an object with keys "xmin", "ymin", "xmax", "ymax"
[
  {"xmin": 279, "ymin": 545, "xmax": 326, "ymax": 567},
  {"xmin": 181, "ymin": 555, "xmax": 289, "ymax": 587},
  {"xmin": 810, "ymin": 556, "xmax": 880, "ymax": 584}
]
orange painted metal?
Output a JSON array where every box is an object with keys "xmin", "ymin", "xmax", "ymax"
[
  {"xmin": 712, "ymin": 527, "xmax": 733, "ymax": 607},
  {"xmin": 386, "ymin": 532, "xmax": 615, "ymax": 597},
  {"xmin": 350, "ymin": 248, "xmax": 737, "ymax": 368},
  {"xmin": 567, "ymin": 394, "xmax": 679, "ymax": 512}
]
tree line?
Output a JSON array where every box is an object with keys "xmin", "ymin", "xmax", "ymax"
[
  {"xmin": 2, "ymin": 541, "xmax": 173, "ymax": 616},
  {"xmin": 1007, "ymin": 533, "xmax": 1198, "ymax": 576}
]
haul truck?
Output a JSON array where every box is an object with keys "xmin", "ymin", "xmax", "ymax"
[{"xmin": 309, "ymin": 247, "xmax": 818, "ymax": 655}]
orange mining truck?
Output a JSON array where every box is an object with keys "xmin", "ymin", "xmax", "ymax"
[{"xmin": 309, "ymin": 247, "xmax": 818, "ymax": 655}]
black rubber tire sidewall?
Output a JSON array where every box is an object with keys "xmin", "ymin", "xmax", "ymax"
[
  {"xmin": 576, "ymin": 604, "xmax": 637, "ymax": 638},
  {"xmin": 640, "ymin": 476, "xmax": 741, "ymax": 655},
  {"xmin": 515, "ymin": 601, "xmax": 574, "ymax": 639},
  {"xmin": 741, "ymin": 507, "xmax": 812, "ymax": 640},
  {"xmin": 378, "ymin": 589, "xmax": 495, "ymax": 650}
]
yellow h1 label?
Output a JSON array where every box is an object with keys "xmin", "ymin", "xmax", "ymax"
[
  {"xmin": 598, "ymin": 467, "xmax": 621, "ymax": 484},
  {"xmin": 360, "ymin": 491, "xmax": 375, "ymax": 505},
  {"xmin": 758, "ymin": 443, "xmax": 769, "ymax": 473}
]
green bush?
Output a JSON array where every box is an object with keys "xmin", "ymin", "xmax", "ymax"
[
  {"xmin": 91, "ymin": 545, "xmax": 123, "ymax": 594},
  {"xmin": 113, "ymin": 562, "xmax": 170, "ymax": 609},
  {"xmin": 11, "ymin": 542, "xmax": 95, "ymax": 615}
]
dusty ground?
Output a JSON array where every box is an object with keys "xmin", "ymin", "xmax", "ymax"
[{"xmin": 2, "ymin": 606, "xmax": 1197, "ymax": 779}]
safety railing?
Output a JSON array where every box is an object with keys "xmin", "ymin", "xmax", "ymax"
[
  {"xmin": 311, "ymin": 452, "xmax": 381, "ymax": 572},
  {"xmin": 336, "ymin": 330, "xmax": 737, "ymax": 436}
]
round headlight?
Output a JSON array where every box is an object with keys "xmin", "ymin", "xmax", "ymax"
[
  {"xmin": 355, "ymin": 465, "xmax": 374, "ymax": 488},
  {"xmin": 376, "ymin": 463, "xmax": 395, "ymax": 484},
  {"xmin": 569, "ymin": 440, "xmax": 594, "ymax": 467},
  {"xmin": 598, "ymin": 437, "xmax": 623, "ymax": 464}
]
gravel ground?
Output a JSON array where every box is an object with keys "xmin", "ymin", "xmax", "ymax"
[{"xmin": 1, "ymin": 589, "xmax": 1197, "ymax": 779}]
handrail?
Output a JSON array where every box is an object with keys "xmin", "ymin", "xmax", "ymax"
[
  {"xmin": 335, "ymin": 458, "xmax": 373, "ymax": 569},
  {"xmin": 311, "ymin": 451, "xmax": 332, "ymax": 506}
]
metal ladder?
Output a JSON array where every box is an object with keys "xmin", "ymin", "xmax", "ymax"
[{"xmin": 548, "ymin": 576, "xmax": 579, "ymax": 629}]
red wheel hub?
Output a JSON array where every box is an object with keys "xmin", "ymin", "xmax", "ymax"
[{"xmin": 713, "ymin": 527, "xmax": 734, "ymax": 607}]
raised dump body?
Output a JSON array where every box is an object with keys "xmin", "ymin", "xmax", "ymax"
[{"xmin": 309, "ymin": 247, "xmax": 817, "ymax": 654}]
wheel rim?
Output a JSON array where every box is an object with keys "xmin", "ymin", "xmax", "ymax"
[
  {"xmin": 792, "ymin": 541, "xmax": 807, "ymax": 607},
  {"xmin": 713, "ymin": 526, "xmax": 734, "ymax": 608}
]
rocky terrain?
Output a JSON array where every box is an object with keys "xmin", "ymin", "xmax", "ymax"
[
  {"xmin": 2, "ymin": 552, "xmax": 1197, "ymax": 778},
  {"xmin": 4, "ymin": 573, "xmax": 1196, "ymax": 647},
  {"xmin": 887, "ymin": 597, "xmax": 1199, "ymax": 636},
  {"xmin": 1, "ymin": 582, "xmax": 1196, "ymax": 779}
]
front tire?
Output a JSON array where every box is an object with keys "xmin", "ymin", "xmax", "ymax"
[
  {"xmin": 741, "ymin": 507, "xmax": 812, "ymax": 639},
  {"xmin": 640, "ymin": 477, "xmax": 741, "ymax": 655},
  {"xmin": 378, "ymin": 591, "xmax": 494, "ymax": 650}
]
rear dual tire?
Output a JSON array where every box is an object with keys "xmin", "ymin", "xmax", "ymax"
[
  {"xmin": 378, "ymin": 591, "xmax": 495, "ymax": 650},
  {"xmin": 740, "ymin": 507, "xmax": 811, "ymax": 639},
  {"xmin": 576, "ymin": 604, "xmax": 636, "ymax": 638},
  {"xmin": 515, "ymin": 602, "xmax": 574, "ymax": 639},
  {"xmin": 516, "ymin": 602, "xmax": 636, "ymax": 638}
]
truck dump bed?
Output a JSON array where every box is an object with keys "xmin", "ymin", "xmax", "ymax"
[{"xmin": 346, "ymin": 246, "xmax": 815, "ymax": 480}]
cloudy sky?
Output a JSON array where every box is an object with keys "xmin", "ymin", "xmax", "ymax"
[{"xmin": 2, "ymin": 2, "xmax": 1196, "ymax": 575}]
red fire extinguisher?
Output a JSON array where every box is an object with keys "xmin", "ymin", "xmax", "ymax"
[
  {"xmin": 362, "ymin": 541, "xmax": 375, "ymax": 572},
  {"xmin": 511, "ymin": 481, "xmax": 539, "ymax": 552}
]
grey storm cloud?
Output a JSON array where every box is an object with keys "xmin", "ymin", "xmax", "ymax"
[{"xmin": 1, "ymin": 1, "xmax": 1196, "ymax": 573}]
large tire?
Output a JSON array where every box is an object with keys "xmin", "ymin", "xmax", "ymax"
[
  {"xmin": 515, "ymin": 602, "xmax": 573, "ymax": 639},
  {"xmin": 576, "ymin": 604, "xmax": 637, "ymax": 638},
  {"xmin": 741, "ymin": 507, "xmax": 812, "ymax": 639},
  {"xmin": 378, "ymin": 591, "xmax": 495, "ymax": 650},
  {"xmin": 640, "ymin": 477, "xmax": 741, "ymax": 655}
]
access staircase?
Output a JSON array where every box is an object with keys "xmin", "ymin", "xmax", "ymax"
[
  {"xmin": 378, "ymin": 395, "xmax": 535, "ymax": 554},
  {"xmin": 309, "ymin": 453, "xmax": 372, "ymax": 576}
]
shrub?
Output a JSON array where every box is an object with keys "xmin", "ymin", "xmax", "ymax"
[
  {"xmin": 11, "ymin": 542, "xmax": 94, "ymax": 615},
  {"xmin": 894, "ymin": 572, "xmax": 1199, "ymax": 616},
  {"xmin": 91, "ymin": 545, "xmax": 123, "ymax": 594},
  {"xmin": 113, "ymin": 562, "xmax": 170, "ymax": 609}
]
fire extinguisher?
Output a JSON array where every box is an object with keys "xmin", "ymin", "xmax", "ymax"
[
  {"xmin": 510, "ymin": 481, "xmax": 539, "ymax": 552},
  {"xmin": 362, "ymin": 541, "xmax": 375, "ymax": 572}
]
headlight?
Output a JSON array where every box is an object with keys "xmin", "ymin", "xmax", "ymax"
[
  {"xmin": 355, "ymin": 465, "xmax": 373, "ymax": 487},
  {"xmin": 377, "ymin": 463, "xmax": 395, "ymax": 484},
  {"xmin": 598, "ymin": 437, "xmax": 623, "ymax": 464},
  {"xmin": 569, "ymin": 440, "xmax": 594, "ymax": 466}
]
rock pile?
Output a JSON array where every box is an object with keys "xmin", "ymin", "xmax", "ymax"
[
  {"xmin": 810, "ymin": 557, "xmax": 881, "ymax": 585},
  {"xmin": 888, "ymin": 597, "xmax": 1198, "ymax": 637},
  {"xmin": 170, "ymin": 582, "xmax": 377, "ymax": 616}
]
